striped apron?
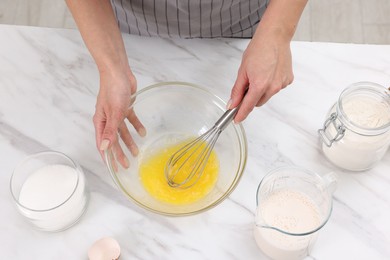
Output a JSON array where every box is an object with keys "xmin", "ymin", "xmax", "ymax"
[{"xmin": 111, "ymin": 0, "xmax": 269, "ymax": 38}]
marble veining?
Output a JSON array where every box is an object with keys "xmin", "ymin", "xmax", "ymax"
[{"xmin": 1, "ymin": 24, "xmax": 390, "ymax": 259}]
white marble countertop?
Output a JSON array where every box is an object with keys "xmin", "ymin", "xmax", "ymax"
[{"xmin": 1, "ymin": 24, "xmax": 390, "ymax": 259}]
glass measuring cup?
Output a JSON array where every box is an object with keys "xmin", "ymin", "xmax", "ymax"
[{"xmin": 254, "ymin": 166, "xmax": 337, "ymax": 260}]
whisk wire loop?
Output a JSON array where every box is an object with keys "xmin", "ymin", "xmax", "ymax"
[
  {"xmin": 169, "ymin": 129, "xmax": 213, "ymax": 167},
  {"xmin": 165, "ymin": 103, "xmax": 242, "ymax": 189},
  {"xmin": 165, "ymin": 128, "xmax": 215, "ymax": 188},
  {"xmin": 170, "ymin": 129, "xmax": 221, "ymax": 188}
]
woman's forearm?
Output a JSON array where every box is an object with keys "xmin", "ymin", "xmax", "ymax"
[
  {"xmin": 66, "ymin": 0, "xmax": 129, "ymax": 74},
  {"xmin": 255, "ymin": 0, "xmax": 308, "ymax": 42}
]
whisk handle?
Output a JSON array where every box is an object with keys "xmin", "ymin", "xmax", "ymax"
[{"xmin": 214, "ymin": 106, "xmax": 239, "ymax": 131}]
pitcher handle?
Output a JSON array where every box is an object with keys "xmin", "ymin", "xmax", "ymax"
[{"xmin": 322, "ymin": 171, "xmax": 338, "ymax": 194}]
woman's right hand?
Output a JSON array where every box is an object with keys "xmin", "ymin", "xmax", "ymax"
[{"xmin": 93, "ymin": 67, "xmax": 146, "ymax": 168}]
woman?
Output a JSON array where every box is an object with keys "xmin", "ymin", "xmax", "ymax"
[{"xmin": 66, "ymin": 0, "xmax": 307, "ymax": 166}]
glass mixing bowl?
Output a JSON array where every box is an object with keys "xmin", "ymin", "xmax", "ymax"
[{"xmin": 104, "ymin": 82, "xmax": 247, "ymax": 216}]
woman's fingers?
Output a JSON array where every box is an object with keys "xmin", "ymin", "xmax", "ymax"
[
  {"xmin": 235, "ymin": 84, "xmax": 267, "ymax": 123},
  {"xmin": 229, "ymin": 68, "xmax": 248, "ymax": 110},
  {"xmin": 93, "ymin": 112, "xmax": 106, "ymax": 161},
  {"xmin": 255, "ymin": 83, "xmax": 283, "ymax": 107},
  {"xmin": 112, "ymin": 138, "xmax": 129, "ymax": 169},
  {"xmin": 99, "ymin": 111, "xmax": 121, "ymax": 151},
  {"xmin": 108, "ymin": 148, "xmax": 118, "ymax": 173},
  {"xmin": 127, "ymin": 108, "xmax": 146, "ymax": 137},
  {"xmin": 118, "ymin": 122, "xmax": 139, "ymax": 157}
]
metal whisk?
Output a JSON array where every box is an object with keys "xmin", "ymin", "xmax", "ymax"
[{"xmin": 165, "ymin": 105, "xmax": 240, "ymax": 189}]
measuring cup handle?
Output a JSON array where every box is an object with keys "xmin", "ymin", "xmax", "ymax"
[{"xmin": 322, "ymin": 172, "xmax": 338, "ymax": 194}]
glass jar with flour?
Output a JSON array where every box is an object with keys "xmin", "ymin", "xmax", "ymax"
[{"xmin": 318, "ymin": 82, "xmax": 390, "ymax": 171}]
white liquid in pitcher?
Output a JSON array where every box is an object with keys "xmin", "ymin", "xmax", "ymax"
[{"xmin": 254, "ymin": 190, "xmax": 322, "ymax": 260}]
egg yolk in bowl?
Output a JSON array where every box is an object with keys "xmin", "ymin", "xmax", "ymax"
[{"xmin": 139, "ymin": 140, "xmax": 219, "ymax": 205}]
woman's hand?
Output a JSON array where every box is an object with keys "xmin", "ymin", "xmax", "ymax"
[
  {"xmin": 228, "ymin": 27, "xmax": 294, "ymax": 122},
  {"xmin": 66, "ymin": 0, "xmax": 145, "ymax": 167},
  {"xmin": 228, "ymin": 0, "xmax": 308, "ymax": 122},
  {"xmin": 94, "ymin": 67, "xmax": 146, "ymax": 168}
]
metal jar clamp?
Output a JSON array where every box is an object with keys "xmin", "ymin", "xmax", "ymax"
[{"xmin": 318, "ymin": 112, "xmax": 346, "ymax": 147}]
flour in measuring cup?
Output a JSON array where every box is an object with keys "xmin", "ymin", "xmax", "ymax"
[{"xmin": 254, "ymin": 189, "xmax": 321, "ymax": 260}]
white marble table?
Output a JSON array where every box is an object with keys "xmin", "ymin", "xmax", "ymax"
[{"xmin": 1, "ymin": 24, "xmax": 389, "ymax": 259}]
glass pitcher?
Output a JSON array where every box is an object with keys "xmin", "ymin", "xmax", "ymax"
[{"xmin": 254, "ymin": 166, "xmax": 337, "ymax": 260}]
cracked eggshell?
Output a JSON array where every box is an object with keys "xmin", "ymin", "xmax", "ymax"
[{"xmin": 88, "ymin": 237, "xmax": 121, "ymax": 260}]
